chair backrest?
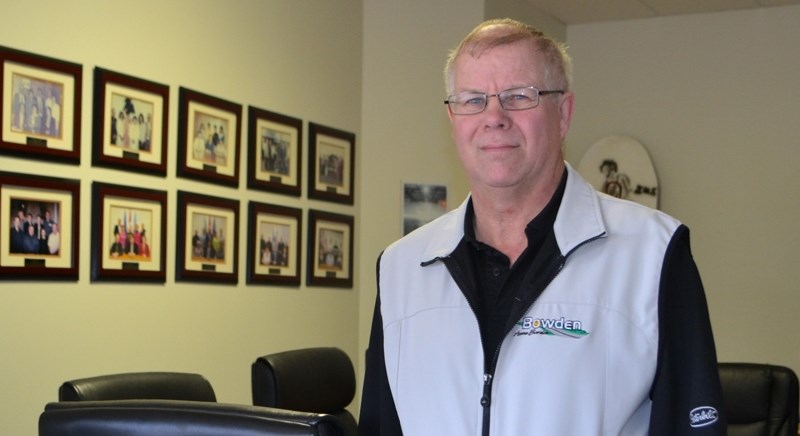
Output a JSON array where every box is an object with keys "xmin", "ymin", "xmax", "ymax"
[
  {"xmin": 252, "ymin": 347, "xmax": 357, "ymax": 436},
  {"xmin": 39, "ymin": 399, "xmax": 344, "ymax": 436},
  {"xmin": 59, "ymin": 372, "xmax": 217, "ymax": 402},
  {"xmin": 719, "ymin": 362, "xmax": 799, "ymax": 436}
]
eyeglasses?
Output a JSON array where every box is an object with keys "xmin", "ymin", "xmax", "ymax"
[{"xmin": 444, "ymin": 86, "xmax": 564, "ymax": 115}]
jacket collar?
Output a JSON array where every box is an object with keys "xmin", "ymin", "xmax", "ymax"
[{"xmin": 420, "ymin": 163, "xmax": 606, "ymax": 263}]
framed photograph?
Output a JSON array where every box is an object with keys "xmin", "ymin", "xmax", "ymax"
[
  {"xmin": 176, "ymin": 87, "xmax": 242, "ymax": 187},
  {"xmin": 246, "ymin": 201, "xmax": 302, "ymax": 286},
  {"xmin": 307, "ymin": 122, "xmax": 355, "ymax": 204},
  {"xmin": 0, "ymin": 170, "xmax": 79, "ymax": 280},
  {"xmin": 306, "ymin": 209, "xmax": 353, "ymax": 288},
  {"xmin": 403, "ymin": 182, "xmax": 447, "ymax": 236},
  {"xmin": 175, "ymin": 190, "xmax": 239, "ymax": 284},
  {"xmin": 247, "ymin": 106, "xmax": 302, "ymax": 197},
  {"xmin": 90, "ymin": 182, "xmax": 167, "ymax": 282},
  {"xmin": 92, "ymin": 68, "xmax": 169, "ymax": 176},
  {"xmin": 0, "ymin": 46, "xmax": 82, "ymax": 164}
]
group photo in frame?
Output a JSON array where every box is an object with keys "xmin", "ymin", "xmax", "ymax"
[
  {"xmin": 0, "ymin": 46, "xmax": 82, "ymax": 164},
  {"xmin": 0, "ymin": 170, "xmax": 79, "ymax": 280},
  {"xmin": 176, "ymin": 87, "xmax": 242, "ymax": 187},
  {"xmin": 247, "ymin": 106, "xmax": 302, "ymax": 197},
  {"xmin": 175, "ymin": 190, "xmax": 239, "ymax": 284},
  {"xmin": 307, "ymin": 122, "xmax": 355, "ymax": 204},
  {"xmin": 246, "ymin": 201, "xmax": 302, "ymax": 286},
  {"xmin": 90, "ymin": 182, "xmax": 167, "ymax": 282},
  {"xmin": 306, "ymin": 209, "xmax": 353, "ymax": 288},
  {"xmin": 92, "ymin": 68, "xmax": 169, "ymax": 176}
]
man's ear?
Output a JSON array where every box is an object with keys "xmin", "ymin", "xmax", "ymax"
[{"xmin": 559, "ymin": 91, "xmax": 575, "ymax": 140}]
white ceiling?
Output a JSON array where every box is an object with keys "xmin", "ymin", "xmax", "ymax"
[{"xmin": 524, "ymin": 0, "xmax": 800, "ymax": 24}]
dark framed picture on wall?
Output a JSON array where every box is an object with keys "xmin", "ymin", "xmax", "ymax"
[
  {"xmin": 307, "ymin": 209, "xmax": 353, "ymax": 288},
  {"xmin": 175, "ymin": 190, "xmax": 239, "ymax": 284},
  {"xmin": 92, "ymin": 68, "xmax": 169, "ymax": 176},
  {"xmin": 90, "ymin": 182, "xmax": 167, "ymax": 282},
  {"xmin": 0, "ymin": 171, "xmax": 80, "ymax": 280},
  {"xmin": 176, "ymin": 87, "xmax": 242, "ymax": 187},
  {"xmin": 0, "ymin": 46, "xmax": 82, "ymax": 164},
  {"xmin": 247, "ymin": 106, "xmax": 302, "ymax": 197},
  {"xmin": 246, "ymin": 201, "xmax": 302, "ymax": 286},
  {"xmin": 307, "ymin": 122, "xmax": 355, "ymax": 204}
]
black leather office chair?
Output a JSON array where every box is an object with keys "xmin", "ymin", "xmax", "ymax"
[
  {"xmin": 252, "ymin": 347, "xmax": 357, "ymax": 436},
  {"xmin": 59, "ymin": 371, "xmax": 217, "ymax": 402},
  {"xmin": 39, "ymin": 399, "xmax": 343, "ymax": 436},
  {"xmin": 719, "ymin": 362, "xmax": 799, "ymax": 436}
]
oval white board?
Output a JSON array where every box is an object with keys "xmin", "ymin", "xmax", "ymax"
[{"xmin": 576, "ymin": 135, "xmax": 659, "ymax": 209}]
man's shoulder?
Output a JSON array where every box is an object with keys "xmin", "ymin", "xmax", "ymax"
[{"xmin": 384, "ymin": 207, "xmax": 464, "ymax": 260}]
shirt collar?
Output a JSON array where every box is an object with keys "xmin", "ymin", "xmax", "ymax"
[{"xmin": 463, "ymin": 168, "xmax": 568, "ymax": 247}]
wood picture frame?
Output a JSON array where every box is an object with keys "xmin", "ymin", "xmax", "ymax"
[
  {"xmin": 306, "ymin": 209, "xmax": 353, "ymax": 288},
  {"xmin": 92, "ymin": 68, "xmax": 169, "ymax": 176},
  {"xmin": 0, "ymin": 46, "xmax": 82, "ymax": 164},
  {"xmin": 0, "ymin": 170, "xmax": 79, "ymax": 280},
  {"xmin": 90, "ymin": 182, "xmax": 167, "ymax": 282},
  {"xmin": 246, "ymin": 201, "xmax": 302, "ymax": 286},
  {"xmin": 175, "ymin": 190, "xmax": 239, "ymax": 284},
  {"xmin": 176, "ymin": 87, "xmax": 242, "ymax": 187},
  {"xmin": 247, "ymin": 106, "xmax": 302, "ymax": 197},
  {"xmin": 307, "ymin": 122, "xmax": 355, "ymax": 204}
]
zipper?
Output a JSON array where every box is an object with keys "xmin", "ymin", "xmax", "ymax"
[
  {"xmin": 481, "ymin": 373, "xmax": 493, "ymax": 435},
  {"xmin": 425, "ymin": 232, "xmax": 603, "ymax": 436}
]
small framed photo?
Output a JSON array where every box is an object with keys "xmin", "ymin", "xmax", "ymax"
[
  {"xmin": 306, "ymin": 209, "xmax": 353, "ymax": 288},
  {"xmin": 246, "ymin": 201, "xmax": 302, "ymax": 286},
  {"xmin": 0, "ymin": 171, "xmax": 79, "ymax": 280},
  {"xmin": 176, "ymin": 190, "xmax": 239, "ymax": 284},
  {"xmin": 92, "ymin": 68, "xmax": 169, "ymax": 176},
  {"xmin": 90, "ymin": 182, "xmax": 167, "ymax": 282},
  {"xmin": 402, "ymin": 182, "xmax": 447, "ymax": 236},
  {"xmin": 307, "ymin": 122, "xmax": 355, "ymax": 204},
  {"xmin": 176, "ymin": 87, "xmax": 242, "ymax": 187},
  {"xmin": 0, "ymin": 46, "xmax": 82, "ymax": 164},
  {"xmin": 247, "ymin": 106, "xmax": 302, "ymax": 197}
]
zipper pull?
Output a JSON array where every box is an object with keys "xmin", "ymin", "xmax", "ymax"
[{"xmin": 481, "ymin": 373, "xmax": 493, "ymax": 408}]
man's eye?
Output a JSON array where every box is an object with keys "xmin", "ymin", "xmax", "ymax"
[
  {"xmin": 508, "ymin": 93, "xmax": 532, "ymax": 101},
  {"xmin": 464, "ymin": 97, "xmax": 485, "ymax": 105}
]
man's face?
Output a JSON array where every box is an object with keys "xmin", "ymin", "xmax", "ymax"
[{"xmin": 447, "ymin": 40, "xmax": 573, "ymax": 193}]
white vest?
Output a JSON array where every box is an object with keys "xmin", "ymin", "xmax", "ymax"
[{"xmin": 378, "ymin": 165, "xmax": 681, "ymax": 435}]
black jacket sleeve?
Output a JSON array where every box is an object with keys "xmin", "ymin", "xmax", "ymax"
[
  {"xmin": 649, "ymin": 225, "xmax": 727, "ymax": 434},
  {"xmin": 358, "ymin": 256, "xmax": 403, "ymax": 436}
]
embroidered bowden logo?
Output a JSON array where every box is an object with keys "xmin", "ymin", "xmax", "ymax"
[{"xmin": 513, "ymin": 316, "xmax": 589, "ymax": 338}]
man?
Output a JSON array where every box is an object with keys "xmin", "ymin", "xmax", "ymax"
[
  {"xmin": 10, "ymin": 215, "xmax": 25, "ymax": 253},
  {"xmin": 359, "ymin": 18, "xmax": 725, "ymax": 435}
]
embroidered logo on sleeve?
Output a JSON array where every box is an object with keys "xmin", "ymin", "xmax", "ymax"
[
  {"xmin": 513, "ymin": 316, "xmax": 589, "ymax": 338},
  {"xmin": 689, "ymin": 406, "xmax": 719, "ymax": 428}
]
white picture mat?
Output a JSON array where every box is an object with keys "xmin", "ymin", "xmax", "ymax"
[
  {"xmin": 185, "ymin": 100, "xmax": 237, "ymax": 176},
  {"xmin": 102, "ymin": 82, "xmax": 164, "ymax": 164},
  {"xmin": 255, "ymin": 118, "xmax": 298, "ymax": 184},
  {"xmin": 311, "ymin": 218, "xmax": 350, "ymax": 279},
  {"xmin": 313, "ymin": 133, "xmax": 350, "ymax": 194},
  {"xmin": 1, "ymin": 184, "xmax": 73, "ymax": 268},
  {"xmin": 184, "ymin": 203, "xmax": 235, "ymax": 274},
  {"xmin": 101, "ymin": 195, "xmax": 162, "ymax": 272},
  {"xmin": 2, "ymin": 61, "xmax": 75, "ymax": 150},
  {"xmin": 254, "ymin": 212, "xmax": 298, "ymax": 277}
]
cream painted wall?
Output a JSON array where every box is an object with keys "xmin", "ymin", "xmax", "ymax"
[
  {"xmin": 357, "ymin": 0, "xmax": 481, "ymax": 399},
  {"xmin": 485, "ymin": 0, "xmax": 566, "ymax": 41},
  {"xmin": 0, "ymin": 1, "xmax": 361, "ymax": 434},
  {"xmin": 565, "ymin": 6, "xmax": 800, "ymax": 376}
]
